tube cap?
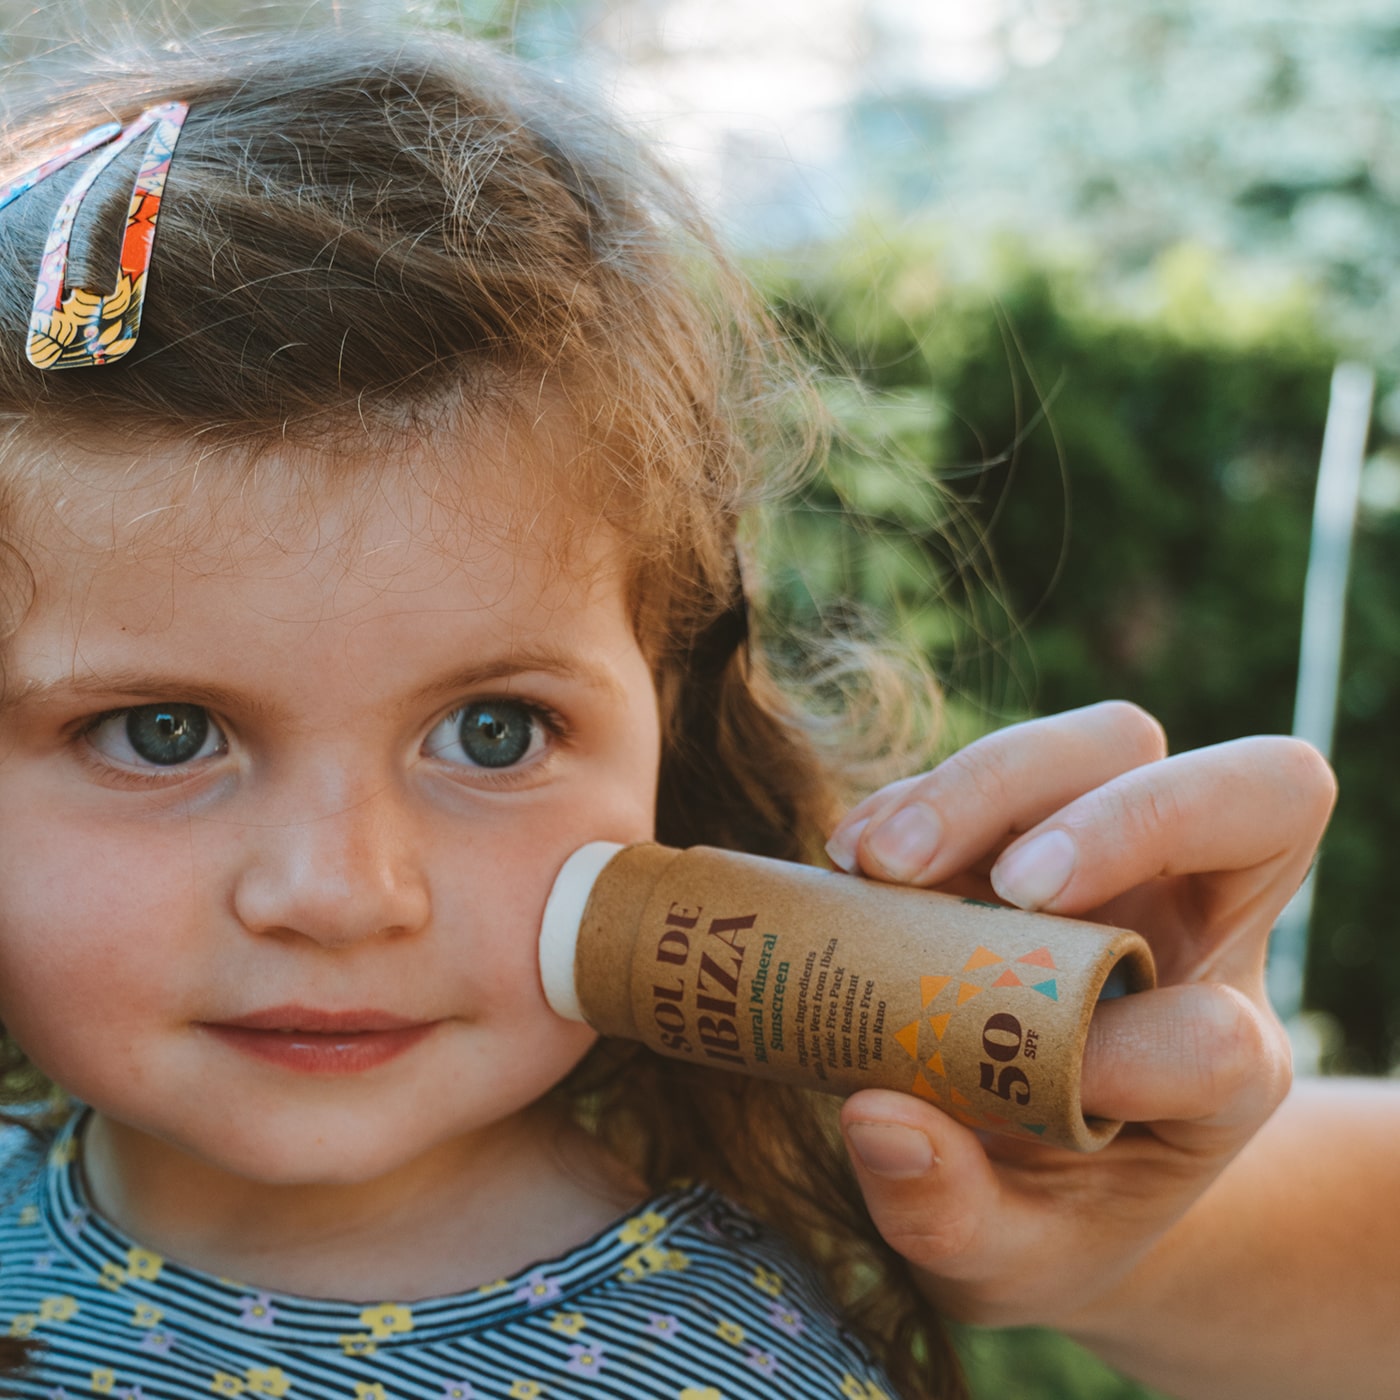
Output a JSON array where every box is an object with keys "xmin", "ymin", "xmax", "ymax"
[{"xmin": 538, "ymin": 841, "xmax": 623, "ymax": 1021}]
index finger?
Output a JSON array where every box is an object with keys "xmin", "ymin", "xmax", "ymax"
[
  {"xmin": 989, "ymin": 736, "xmax": 1336, "ymax": 984},
  {"xmin": 826, "ymin": 702, "xmax": 1168, "ymax": 884}
]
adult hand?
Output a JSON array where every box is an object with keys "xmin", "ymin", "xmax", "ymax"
[{"xmin": 823, "ymin": 701, "xmax": 1335, "ymax": 1335}]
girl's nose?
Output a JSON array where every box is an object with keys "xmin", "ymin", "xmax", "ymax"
[{"xmin": 231, "ymin": 785, "xmax": 432, "ymax": 949}]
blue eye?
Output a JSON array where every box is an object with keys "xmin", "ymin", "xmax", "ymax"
[
  {"xmin": 87, "ymin": 704, "xmax": 226, "ymax": 768},
  {"xmin": 427, "ymin": 700, "xmax": 544, "ymax": 770}
]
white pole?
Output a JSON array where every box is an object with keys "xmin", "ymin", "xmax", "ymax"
[{"xmin": 1267, "ymin": 362, "xmax": 1373, "ymax": 1035}]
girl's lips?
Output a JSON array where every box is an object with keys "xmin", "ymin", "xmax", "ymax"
[{"xmin": 199, "ymin": 1007, "xmax": 439, "ymax": 1074}]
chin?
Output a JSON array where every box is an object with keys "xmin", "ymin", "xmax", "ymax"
[{"xmin": 179, "ymin": 1103, "xmax": 460, "ymax": 1187}]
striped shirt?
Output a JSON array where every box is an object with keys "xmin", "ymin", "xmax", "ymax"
[{"xmin": 0, "ymin": 1113, "xmax": 897, "ymax": 1399}]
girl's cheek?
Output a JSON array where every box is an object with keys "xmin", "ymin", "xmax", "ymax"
[{"xmin": 0, "ymin": 815, "xmax": 195, "ymax": 1012}]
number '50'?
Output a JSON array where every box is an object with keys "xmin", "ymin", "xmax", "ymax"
[{"xmin": 978, "ymin": 1012, "xmax": 1031, "ymax": 1104}]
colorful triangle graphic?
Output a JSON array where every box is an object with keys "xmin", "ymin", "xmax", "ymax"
[
  {"xmin": 956, "ymin": 982, "xmax": 983, "ymax": 1006},
  {"xmin": 911, "ymin": 1073, "xmax": 942, "ymax": 1103},
  {"xmin": 927, "ymin": 1012, "xmax": 951, "ymax": 1041},
  {"xmin": 992, "ymin": 969, "xmax": 1023, "ymax": 988},
  {"xmin": 925, "ymin": 1050, "xmax": 946, "ymax": 1079},
  {"xmin": 1018, "ymin": 946, "xmax": 1056, "ymax": 970},
  {"xmin": 894, "ymin": 1021, "xmax": 921, "ymax": 1059},
  {"xmin": 920, "ymin": 975, "xmax": 951, "ymax": 1006},
  {"xmin": 1022, "ymin": 1123, "xmax": 1048, "ymax": 1136},
  {"xmin": 949, "ymin": 1087, "xmax": 973, "ymax": 1109},
  {"xmin": 962, "ymin": 945, "xmax": 1002, "ymax": 973},
  {"xmin": 1031, "ymin": 979, "xmax": 1059, "ymax": 1001}
]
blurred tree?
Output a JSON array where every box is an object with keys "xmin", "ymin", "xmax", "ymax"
[
  {"xmin": 763, "ymin": 235, "xmax": 1400, "ymax": 1074},
  {"xmin": 861, "ymin": 0, "xmax": 1400, "ymax": 373}
]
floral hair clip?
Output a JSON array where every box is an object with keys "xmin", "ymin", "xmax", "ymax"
[
  {"xmin": 0, "ymin": 102, "xmax": 188, "ymax": 371},
  {"xmin": 0, "ymin": 121, "xmax": 123, "ymax": 213}
]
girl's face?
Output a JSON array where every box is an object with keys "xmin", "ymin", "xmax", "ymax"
[{"xmin": 0, "ymin": 420, "xmax": 661, "ymax": 1186}]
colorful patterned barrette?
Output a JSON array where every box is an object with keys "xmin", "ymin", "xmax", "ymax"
[
  {"xmin": 0, "ymin": 102, "xmax": 188, "ymax": 371},
  {"xmin": 0, "ymin": 121, "xmax": 123, "ymax": 213}
]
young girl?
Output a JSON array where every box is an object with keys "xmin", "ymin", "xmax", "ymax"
[{"xmin": 0, "ymin": 26, "xmax": 1337, "ymax": 1400}]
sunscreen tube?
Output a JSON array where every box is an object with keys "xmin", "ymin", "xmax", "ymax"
[{"xmin": 540, "ymin": 842, "xmax": 1156, "ymax": 1152}]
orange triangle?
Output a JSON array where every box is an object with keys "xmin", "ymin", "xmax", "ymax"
[
  {"xmin": 951, "ymin": 1109, "xmax": 981, "ymax": 1128},
  {"xmin": 961, "ymin": 946, "xmax": 1002, "ymax": 973},
  {"xmin": 956, "ymin": 982, "xmax": 983, "ymax": 1005},
  {"xmin": 927, "ymin": 1013, "xmax": 951, "ymax": 1041},
  {"xmin": 911, "ymin": 1073, "xmax": 942, "ymax": 1102},
  {"xmin": 949, "ymin": 1086, "xmax": 972, "ymax": 1108},
  {"xmin": 982, "ymin": 1113, "xmax": 1010, "ymax": 1128},
  {"xmin": 1018, "ymin": 946, "xmax": 1056, "ymax": 970},
  {"xmin": 992, "ymin": 969, "xmax": 1023, "ymax": 988},
  {"xmin": 920, "ymin": 975, "xmax": 951, "ymax": 1006},
  {"xmin": 925, "ymin": 1050, "xmax": 946, "ymax": 1078},
  {"xmin": 894, "ymin": 1021, "xmax": 921, "ymax": 1060}
]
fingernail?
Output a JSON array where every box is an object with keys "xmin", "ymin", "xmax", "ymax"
[
  {"xmin": 847, "ymin": 1122, "xmax": 935, "ymax": 1179},
  {"xmin": 865, "ymin": 804, "xmax": 941, "ymax": 882},
  {"xmin": 825, "ymin": 817, "xmax": 869, "ymax": 873},
  {"xmin": 991, "ymin": 829, "xmax": 1077, "ymax": 910}
]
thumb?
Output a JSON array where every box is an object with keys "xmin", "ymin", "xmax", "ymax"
[{"xmin": 840, "ymin": 1089, "xmax": 1002, "ymax": 1278}]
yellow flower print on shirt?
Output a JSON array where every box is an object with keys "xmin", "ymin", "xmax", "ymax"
[
  {"xmin": 99, "ymin": 1263, "xmax": 127, "ymax": 1291},
  {"xmin": 49, "ymin": 1137, "xmax": 77, "ymax": 1167},
  {"xmin": 127, "ymin": 1246, "xmax": 164, "ymax": 1280},
  {"xmin": 840, "ymin": 1377, "xmax": 890, "ymax": 1400},
  {"xmin": 360, "ymin": 1302, "xmax": 413, "ymax": 1339},
  {"xmin": 751, "ymin": 1265, "xmax": 783, "ymax": 1298},
  {"xmin": 549, "ymin": 1312, "xmax": 586, "ymax": 1337},
  {"xmin": 132, "ymin": 1302, "xmax": 162, "ymax": 1328},
  {"xmin": 618, "ymin": 1209, "xmax": 667, "ymax": 1245},
  {"xmin": 246, "ymin": 1367, "xmax": 291, "ymax": 1397},
  {"xmin": 679, "ymin": 1389, "xmax": 722, "ymax": 1400},
  {"xmin": 39, "ymin": 1295, "xmax": 79, "ymax": 1323},
  {"xmin": 91, "ymin": 1370, "xmax": 117, "ymax": 1394},
  {"xmin": 508, "ymin": 1384, "xmax": 543, "ymax": 1400},
  {"xmin": 619, "ymin": 1243, "xmax": 691, "ymax": 1282},
  {"xmin": 352, "ymin": 1386, "xmax": 386, "ymax": 1400},
  {"xmin": 7, "ymin": 1314, "xmax": 36, "ymax": 1338},
  {"xmin": 338, "ymin": 1334, "xmax": 377, "ymax": 1357},
  {"xmin": 715, "ymin": 1319, "xmax": 745, "ymax": 1346},
  {"xmin": 17, "ymin": 1204, "xmax": 38, "ymax": 1227},
  {"xmin": 210, "ymin": 1374, "xmax": 246, "ymax": 1396}
]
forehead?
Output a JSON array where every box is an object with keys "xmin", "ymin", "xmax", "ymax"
[{"xmin": 5, "ymin": 408, "xmax": 620, "ymax": 610}]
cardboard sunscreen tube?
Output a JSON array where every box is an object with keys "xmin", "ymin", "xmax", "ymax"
[{"xmin": 540, "ymin": 842, "xmax": 1157, "ymax": 1152}]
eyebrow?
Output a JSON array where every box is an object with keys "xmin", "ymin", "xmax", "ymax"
[
  {"xmin": 0, "ymin": 671, "xmax": 269, "ymax": 719},
  {"xmin": 0, "ymin": 649, "xmax": 627, "ymax": 717}
]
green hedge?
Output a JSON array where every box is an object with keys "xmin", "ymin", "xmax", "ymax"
[
  {"xmin": 760, "ymin": 234, "xmax": 1398, "ymax": 1072},
  {"xmin": 758, "ymin": 235, "xmax": 1400, "ymax": 1394}
]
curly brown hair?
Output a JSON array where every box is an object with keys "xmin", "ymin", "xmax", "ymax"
[{"xmin": 0, "ymin": 29, "xmax": 962, "ymax": 1398}]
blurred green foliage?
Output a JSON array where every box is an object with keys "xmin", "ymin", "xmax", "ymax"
[
  {"xmin": 759, "ymin": 231, "xmax": 1400, "ymax": 1075},
  {"xmin": 953, "ymin": 1326, "xmax": 1169, "ymax": 1400},
  {"xmin": 760, "ymin": 229, "xmax": 1400, "ymax": 1394}
]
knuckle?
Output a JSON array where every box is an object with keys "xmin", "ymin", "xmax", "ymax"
[
  {"xmin": 1268, "ymin": 736, "xmax": 1338, "ymax": 824},
  {"xmin": 1088, "ymin": 700, "xmax": 1168, "ymax": 763},
  {"xmin": 1187, "ymin": 987, "xmax": 1290, "ymax": 1114},
  {"xmin": 878, "ymin": 1206, "xmax": 981, "ymax": 1271},
  {"xmin": 938, "ymin": 733, "xmax": 1019, "ymax": 810},
  {"xmin": 1098, "ymin": 769, "xmax": 1181, "ymax": 849}
]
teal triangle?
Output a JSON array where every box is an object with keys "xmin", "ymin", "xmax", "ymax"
[
  {"xmin": 1023, "ymin": 1123, "xmax": 1048, "ymax": 1136},
  {"xmin": 1032, "ymin": 979, "xmax": 1058, "ymax": 1001}
]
